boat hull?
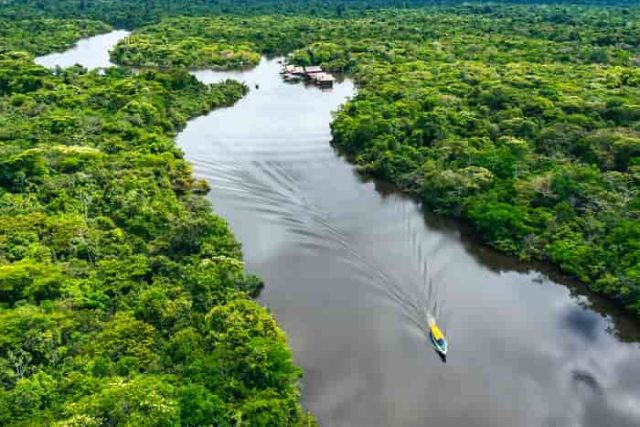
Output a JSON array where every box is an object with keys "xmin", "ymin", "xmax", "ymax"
[{"xmin": 430, "ymin": 331, "xmax": 448, "ymax": 356}]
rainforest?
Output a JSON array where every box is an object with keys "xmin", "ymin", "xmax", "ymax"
[
  {"xmin": 1, "ymin": 0, "xmax": 640, "ymax": 425},
  {"xmin": 0, "ymin": 18, "xmax": 310, "ymax": 427},
  {"xmin": 109, "ymin": 7, "xmax": 640, "ymax": 314}
]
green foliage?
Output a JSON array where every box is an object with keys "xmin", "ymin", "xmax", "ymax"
[
  {"xmin": 3, "ymin": 2, "xmax": 640, "ymax": 424},
  {"xmin": 0, "ymin": 19, "xmax": 111, "ymax": 55},
  {"xmin": 2, "ymin": 0, "xmax": 639, "ymax": 28},
  {"xmin": 61, "ymin": 375, "xmax": 180, "ymax": 426},
  {"xmin": 117, "ymin": 8, "xmax": 640, "ymax": 315},
  {"xmin": 0, "ymin": 22, "xmax": 309, "ymax": 425},
  {"xmin": 112, "ymin": 25, "xmax": 260, "ymax": 69},
  {"xmin": 320, "ymin": 8, "xmax": 640, "ymax": 314}
]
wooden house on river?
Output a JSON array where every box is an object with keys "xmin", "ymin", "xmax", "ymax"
[{"xmin": 281, "ymin": 63, "xmax": 335, "ymax": 88}]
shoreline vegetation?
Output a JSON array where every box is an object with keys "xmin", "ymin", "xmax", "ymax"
[
  {"xmin": 0, "ymin": 1, "xmax": 639, "ymax": 424},
  {"xmin": 0, "ymin": 19, "xmax": 112, "ymax": 55},
  {"xmin": 0, "ymin": 19, "xmax": 313, "ymax": 425},
  {"xmin": 108, "ymin": 9, "xmax": 640, "ymax": 317}
]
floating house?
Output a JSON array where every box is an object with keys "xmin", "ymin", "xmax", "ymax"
[
  {"xmin": 281, "ymin": 63, "xmax": 335, "ymax": 88},
  {"xmin": 311, "ymin": 72, "xmax": 335, "ymax": 87},
  {"xmin": 280, "ymin": 65, "xmax": 305, "ymax": 75},
  {"xmin": 303, "ymin": 65, "xmax": 323, "ymax": 75}
]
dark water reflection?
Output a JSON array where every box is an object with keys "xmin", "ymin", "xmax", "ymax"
[
  {"xmin": 180, "ymin": 59, "xmax": 640, "ymax": 427},
  {"xmin": 37, "ymin": 34, "xmax": 640, "ymax": 427}
]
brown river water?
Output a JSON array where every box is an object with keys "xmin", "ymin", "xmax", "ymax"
[{"xmin": 38, "ymin": 32, "xmax": 640, "ymax": 427}]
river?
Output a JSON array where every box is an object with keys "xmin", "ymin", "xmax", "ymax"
[
  {"xmin": 37, "ymin": 31, "xmax": 640, "ymax": 427},
  {"xmin": 35, "ymin": 30, "xmax": 130, "ymax": 69}
]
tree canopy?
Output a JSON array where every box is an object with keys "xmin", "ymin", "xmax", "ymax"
[
  {"xmin": 2, "ymin": 1, "xmax": 640, "ymax": 424},
  {"xmin": 110, "ymin": 6, "xmax": 640, "ymax": 315},
  {"xmin": 0, "ymin": 19, "xmax": 313, "ymax": 426}
]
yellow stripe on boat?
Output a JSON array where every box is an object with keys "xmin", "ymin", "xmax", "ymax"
[{"xmin": 430, "ymin": 324, "xmax": 444, "ymax": 340}]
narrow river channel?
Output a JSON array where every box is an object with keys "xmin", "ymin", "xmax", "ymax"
[{"xmin": 38, "ymin": 32, "xmax": 640, "ymax": 427}]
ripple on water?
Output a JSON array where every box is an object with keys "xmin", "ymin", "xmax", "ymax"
[
  {"xmin": 178, "ymin": 57, "xmax": 640, "ymax": 427},
  {"xmin": 34, "ymin": 39, "xmax": 640, "ymax": 426}
]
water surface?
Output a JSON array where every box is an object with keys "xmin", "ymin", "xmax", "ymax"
[
  {"xmin": 38, "ymin": 33, "xmax": 640, "ymax": 427},
  {"xmin": 35, "ymin": 30, "xmax": 130, "ymax": 69}
]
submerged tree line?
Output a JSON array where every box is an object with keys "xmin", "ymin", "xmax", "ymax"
[{"xmin": 1, "ymin": 1, "xmax": 640, "ymax": 425}]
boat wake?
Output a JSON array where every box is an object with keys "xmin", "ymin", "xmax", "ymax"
[
  {"xmin": 183, "ymin": 68, "xmax": 448, "ymax": 359},
  {"xmin": 201, "ymin": 149, "xmax": 449, "ymax": 357}
]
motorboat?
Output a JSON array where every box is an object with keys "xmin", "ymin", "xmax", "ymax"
[{"xmin": 428, "ymin": 319, "xmax": 448, "ymax": 357}]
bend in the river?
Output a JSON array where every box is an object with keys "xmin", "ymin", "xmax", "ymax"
[{"xmin": 37, "ymin": 31, "xmax": 640, "ymax": 427}]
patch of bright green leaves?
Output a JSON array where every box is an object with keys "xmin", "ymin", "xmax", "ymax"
[
  {"xmin": 0, "ymin": 19, "xmax": 111, "ymax": 55},
  {"xmin": 0, "ymin": 25, "xmax": 313, "ymax": 425},
  {"xmin": 113, "ymin": 7, "xmax": 640, "ymax": 316}
]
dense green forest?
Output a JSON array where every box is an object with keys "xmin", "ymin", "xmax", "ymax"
[
  {"xmin": 0, "ymin": 19, "xmax": 313, "ymax": 426},
  {"xmin": 2, "ymin": 0, "xmax": 638, "ymax": 27},
  {"xmin": 2, "ymin": 1, "xmax": 640, "ymax": 424},
  {"xmin": 0, "ymin": 18, "xmax": 111, "ymax": 55},
  {"xmin": 109, "ymin": 6, "xmax": 640, "ymax": 315},
  {"xmin": 327, "ymin": 9, "xmax": 640, "ymax": 315},
  {"xmin": 1, "ymin": 0, "xmax": 439, "ymax": 27},
  {"xmin": 110, "ymin": 8, "xmax": 640, "ymax": 69}
]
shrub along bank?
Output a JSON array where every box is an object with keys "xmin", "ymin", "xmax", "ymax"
[
  {"xmin": 0, "ymin": 20, "xmax": 313, "ymax": 426},
  {"xmin": 111, "ymin": 7, "xmax": 640, "ymax": 316}
]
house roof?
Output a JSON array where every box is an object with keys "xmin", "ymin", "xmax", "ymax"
[{"xmin": 304, "ymin": 66, "xmax": 323, "ymax": 73}]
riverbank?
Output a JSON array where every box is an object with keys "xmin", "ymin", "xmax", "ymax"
[
  {"xmin": 177, "ymin": 56, "xmax": 640, "ymax": 426},
  {"xmin": 11, "ymin": 23, "xmax": 640, "ymax": 427},
  {"xmin": 0, "ymin": 27, "xmax": 312, "ymax": 425},
  {"xmin": 109, "ymin": 12, "xmax": 640, "ymax": 319}
]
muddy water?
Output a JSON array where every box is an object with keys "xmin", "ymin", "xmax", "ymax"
[{"xmin": 39, "ymin": 33, "xmax": 640, "ymax": 427}]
